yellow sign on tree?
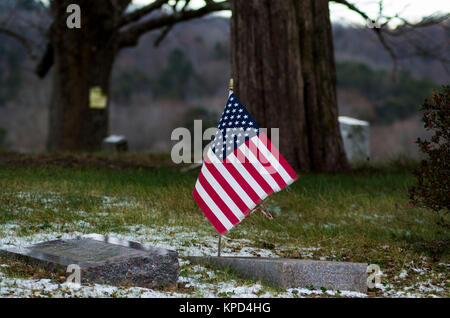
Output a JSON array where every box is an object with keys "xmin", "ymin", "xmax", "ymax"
[{"xmin": 89, "ymin": 86, "xmax": 107, "ymax": 109}]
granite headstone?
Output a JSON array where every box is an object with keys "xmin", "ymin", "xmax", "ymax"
[{"xmin": 0, "ymin": 234, "xmax": 178, "ymax": 288}]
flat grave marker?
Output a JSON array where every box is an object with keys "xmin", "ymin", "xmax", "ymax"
[
  {"xmin": 189, "ymin": 256, "xmax": 368, "ymax": 293},
  {"xmin": 0, "ymin": 234, "xmax": 178, "ymax": 288}
]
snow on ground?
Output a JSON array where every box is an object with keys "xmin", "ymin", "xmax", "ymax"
[
  {"xmin": 0, "ymin": 192, "xmax": 448, "ymax": 298},
  {"xmin": 0, "ymin": 220, "xmax": 365, "ymax": 298},
  {"xmin": 0, "ymin": 266, "xmax": 363, "ymax": 298}
]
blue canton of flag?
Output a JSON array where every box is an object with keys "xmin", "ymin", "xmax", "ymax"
[{"xmin": 211, "ymin": 93, "xmax": 260, "ymax": 160}]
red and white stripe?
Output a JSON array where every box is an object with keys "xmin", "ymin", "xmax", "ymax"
[{"xmin": 193, "ymin": 132, "xmax": 297, "ymax": 234}]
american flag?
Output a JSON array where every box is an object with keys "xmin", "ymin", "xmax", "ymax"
[{"xmin": 193, "ymin": 93, "xmax": 297, "ymax": 234}]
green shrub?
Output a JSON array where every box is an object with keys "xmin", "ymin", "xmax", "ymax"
[{"xmin": 409, "ymin": 86, "xmax": 449, "ymax": 215}]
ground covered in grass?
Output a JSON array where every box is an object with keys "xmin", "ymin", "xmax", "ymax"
[{"xmin": 0, "ymin": 153, "xmax": 448, "ymax": 298}]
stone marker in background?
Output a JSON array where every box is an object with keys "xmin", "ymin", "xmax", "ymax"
[
  {"xmin": 102, "ymin": 135, "xmax": 128, "ymax": 152},
  {"xmin": 338, "ymin": 116, "xmax": 370, "ymax": 161},
  {"xmin": 0, "ymin": 234, "xmax": 178, "ymax": 288},
  {"xmin": 189, "ymin": 256, "xmax": 367, "ymax": 293}
]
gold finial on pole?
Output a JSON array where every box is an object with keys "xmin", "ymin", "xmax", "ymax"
[{"xmin": 229, "ymin": 78, "xmax": 234, "ymax": 91}]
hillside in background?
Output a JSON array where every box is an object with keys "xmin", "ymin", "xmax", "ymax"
[
  {"xmin": 0, "ymin": 15, "xmax": 448, "ymax": 158},
  {"xmin": 333, "ymin": 23, "xmax": 449, "ymax": 84}
]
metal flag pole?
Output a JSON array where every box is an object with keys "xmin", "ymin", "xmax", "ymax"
[
  {"xmin": 217, "ymin": 235, "xmax": 222, "ymax": 257},
  {"xmin": 217, "ymin": 78, "xmax": 234, "ymax": 258}
]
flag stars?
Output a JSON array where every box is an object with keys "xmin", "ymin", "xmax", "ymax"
[{"xmin": 212, "ymin": 94, "xmax": 262, "ymax": 161}]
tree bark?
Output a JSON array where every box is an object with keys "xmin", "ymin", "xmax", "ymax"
[
  {"xmin": 231, "ymin": 0, "xmax": 349, "ymax": 172},
  {"xmin": 44, "ymin": 0, "xmax": 227, "ymax": 152},
  {"xmin": 47, "ymin": 0, "xmax": 124, "ymax": 151}
]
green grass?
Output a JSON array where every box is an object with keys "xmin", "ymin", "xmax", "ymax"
[{"xmin": 0, "ymin": 155, "xmax": 448, "ymax": 297}]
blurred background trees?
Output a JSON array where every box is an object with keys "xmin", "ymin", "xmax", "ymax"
[
  {"xmin": 1, "ymin": 0, "xmax": 229, "ymax": 152},
  {"xmin": 0, "ymin": 0, "xmax": 448, "ymax": 167}
]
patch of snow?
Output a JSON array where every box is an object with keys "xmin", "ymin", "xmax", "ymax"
[
  {"xmin": 338, "ymin": 116, "xmax": 369, "ymax": 126},
  {"xmin": 104, "ymin": 135, "xmax": 126, "ymax": 143},
  {"xmin": 398, "ymin": 270, "xmax": 408, "ymax": 279},
  {"xmin": 286, "ymin": 287, "xmax": 367, "ymax": 298},
  {"xmin": 411, "ymin": 267, "xmax": 428, "ymax": 275}
]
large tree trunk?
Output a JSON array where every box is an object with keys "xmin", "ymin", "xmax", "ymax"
[
  {"xmin": 230, "ymin": 0, "xmax": 349, "ymax": 172},
  {"xmin": 47, "ymin": 0, "xmax": 121, "ymax": 151}
]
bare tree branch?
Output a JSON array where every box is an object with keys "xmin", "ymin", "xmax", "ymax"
[
  {"xmin": 119, "ymin": 0, "xmax": 168, "ymax": 27},
  {"xmin": 153, "ymin": 0, "xmax": 190, "ymax": 46},
  {"xmin": 0, "ymin": 26, "xmax": 37, "ymax": 59},
  {"xmin": 35, "ymin": 41, "xmax": 53, "ymax": 78},
  {"xmin": 373, "ymin": 27, "xmax": 399, "ymax": 74},
  {"xmin": 332, "ymin": 0, "xmax": 370, "ymax": 21},
  {"xmin": 154, "ymin": 23, "xmax": 174, "ymax": 46},
  {"xmin": 331, "ymin": 0, "xmax": 399, "ymax": 73},
  {"xmin": 119, "ymin": 0, "xmax": 229, "ymax": 49},
  {"xmin": 383, "ymin": 13, "xmax": 450, "ymax": 36},
  {"xmin": 331, "ymin": 0, "xmax": 450, "ymax": 76}
]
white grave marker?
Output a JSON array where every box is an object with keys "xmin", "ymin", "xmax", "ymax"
[{"xmin": 339, "ymin": 116, "xmax": 370, "ymax": 161}]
